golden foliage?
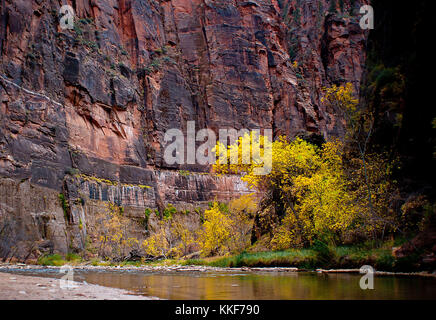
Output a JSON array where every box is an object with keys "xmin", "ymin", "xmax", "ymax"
[
  {"xmin": 322, "ymin": 82, "xmax": 358, "ymax": 115},
  {"xmin": 199, "ymin": 194, "xmax": 257, "ymax": 256},
  {"xmin": 199, "ymin": 203, "xmax": 232, "ymax": 256},
  {"xmin": 228, "ymin": 194, "xmax": 257, "ymax": 253},
  {"xmin": 213, "ymin": 131, "xmax": 271, "ymax": 178},
  {"xmin": 213, "ymin": 126, "xmax": 397, "ymax": 249},
  {"xmin": 88, "ymin": 202, "xmax": 138, "ymax": 260},
  {"xmin": 269, "ymin": 139, "xmax": 359, "ymax": 249},
  {"xmin": 141, "ymin": 214, "xmax": 199, "ymax": 259}
]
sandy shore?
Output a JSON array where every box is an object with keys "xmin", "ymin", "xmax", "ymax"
[{"xmin": 0, "ymin": 272, "xmax": 157, "ymax": 300}]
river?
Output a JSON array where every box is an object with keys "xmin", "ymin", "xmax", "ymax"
[{"xmin": 3, "ymin": 268, "xmax": 436, "ymax": 300}]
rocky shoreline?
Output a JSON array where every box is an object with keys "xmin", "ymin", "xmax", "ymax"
[{"xmin": 1, "ymin": 263, "xmax": 435, "ymax": 278}]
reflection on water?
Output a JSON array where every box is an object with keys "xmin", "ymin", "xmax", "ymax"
[{"xmin": 5, "ymin": 269, "xmax": 436, "ymax": 300}]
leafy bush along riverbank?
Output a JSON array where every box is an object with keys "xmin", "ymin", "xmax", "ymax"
[
  {"xmin": 35, "ymin": 239, "xmax": 425, "ymax": 273},
  {"xmin": 185, "ymin": 248, "xmax": 416, "ymax": 272},
  {"xmin": 183, "ymin": 241, "xmax": 424, "ymax": 272},
  {"xmin": 37, "ymin": 253, "xmax": 82, "ymax": 266}
]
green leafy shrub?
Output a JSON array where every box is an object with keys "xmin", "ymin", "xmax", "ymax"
[
  {"xmin": 312, "ymin": 240, "xmax": 336, "ymax": 267},
  {"xmin": 163, "ymin": 204, "xmax": 177, "ymax": 220},
  {"xmin": 58, "ymin": 193, "xmax": 69, "ymax": 219},
  {"xmin": 375, "ymin": 253, "xmax": 395, "ymax": 271},
  {"xmin": 66, "ymin": 253, "xmax": 82, "ymax": 263},
  {"xmin": 38, "ymin": 254, "xmax": 66, "ymax": 266}
]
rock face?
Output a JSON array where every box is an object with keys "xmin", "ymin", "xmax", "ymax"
[{"xmin": 0, "ymin": 0, "xmax": 369, "ymax": 254}]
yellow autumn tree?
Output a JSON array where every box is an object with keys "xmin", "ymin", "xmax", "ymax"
[
  {"xmin": 172, "ymin": 221, "xmax": 198, "ymax": 257},
  {"xmin": 141, "ymin": 220, "xmax": 170, "ymax": 258},
  {"xmin": 213, "ymin": 131, "xmax": 272, "ymax": 178},
  {"xmin": 322, "ymin": 83, "xmax": 399, "ymax": 242},
  {"xmin": 213, "ymin": 131, "xmax": 387, "ymax": 249},
  {"xmin": 227, "ymin": 194, "xmax": 258, "ymax": 253},
  {"xmin": 269, "ymin": 139, "xmax": 359, "ymax": 249},
  {"xmin": 89, "ymin": 202, "xmax": 138, "ymax": 260},
  {"xmin": 141, "ymin": 206, "xmax": 200, "ymax": 259},
  {"xmin": 199, "ymin": 202, "xmax": 233, "ymax": 256}
]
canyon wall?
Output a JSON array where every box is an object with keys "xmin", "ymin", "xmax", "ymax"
[{"xmin": 0, "ymin": 0, "xmax": 369, "ymax": 256}]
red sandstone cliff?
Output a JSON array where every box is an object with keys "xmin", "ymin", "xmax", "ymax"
[{"xmin": 0, "ymin": 0, "xmax": 369, "ymax": 255}]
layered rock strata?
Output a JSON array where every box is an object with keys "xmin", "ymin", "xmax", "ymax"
[{"xmin": 0, "ymin": 0, "xmax": 369, "ymax": 254}]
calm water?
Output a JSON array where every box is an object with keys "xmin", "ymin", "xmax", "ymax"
[{"xmin": 4, "ymin": 269, "xmax": 436, "ymax": 300}]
